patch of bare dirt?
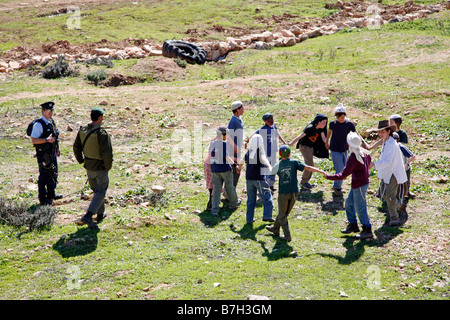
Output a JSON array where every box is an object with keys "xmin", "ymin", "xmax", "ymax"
[
  {"xmin": 101, "ymin": 73, "xmax": 140, "ymax": 87},
  {"xmin": 130, "ymin": 56, "xmax": 186, "ymax": 82}
]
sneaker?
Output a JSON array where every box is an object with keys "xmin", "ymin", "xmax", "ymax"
[
  {"xmin": 53, "ymin": 194, "xmax": 63, "ymax": 200},
  {"xmin": 332, "ymin": 187, "xmax": 343, "ymax": 196},
  {"xmin": 81, "ymin": 216, "xmax": 99, "ymax": 230},
  {"xmin": 356, "ymin": 226, "xmax": 374, "ymax": 240},
  {"xmin": 265, "ymin": 225, "xmax": 279, "ymax": 236},
  {"xmin": 301, "ymin": 182, "xmax": 314, "ymax": 190},
  {"xmin": 341, "ymin": 223, "xmax": 360, "ymax": 234},
  {"xmin": 229, "ymin": 200, "xmax": 242, "ymax": 210},
  {"xmin": 94, "ymin": 213, "xmax": 107, "ymax": 224},
  {"xmin": 263, "ymin": 218, "xmax": 275, "ymax": 222}
]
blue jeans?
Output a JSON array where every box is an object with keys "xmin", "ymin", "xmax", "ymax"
[
  {"xmin": 246, "ymin": 179, "xmax": 273, "ymax": 223},
  {"xmin": 331, "ymin": 150, "xmax": 348, "ymax": 189},
  {"xmin": 265, "ymin": 174, "xmax": 276, "ymax": 188},
  {"xmin": 345, "ymin": 183, "xmax": 371, "ymax": 228}
]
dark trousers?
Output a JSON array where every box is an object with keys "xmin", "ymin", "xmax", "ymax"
[{"xmin": 37, "ymin": 157, "xmax": 57, "ymax": 205}]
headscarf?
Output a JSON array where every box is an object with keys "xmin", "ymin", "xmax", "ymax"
[{"xmin": 347, "ymin": 132, "xmax": 369, "ymax": 164}]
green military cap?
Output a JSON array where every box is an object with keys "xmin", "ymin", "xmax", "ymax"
[{"xmin": 91, "ymin": 106, "xmax": 105, "ymax": 114}]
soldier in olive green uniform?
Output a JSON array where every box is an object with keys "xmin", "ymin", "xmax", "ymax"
[{"xmin": 73, "ymin": 107, "xmax": 113, "ymax": 230}]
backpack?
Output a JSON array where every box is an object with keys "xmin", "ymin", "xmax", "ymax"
[{"xmin": 26, "ymin": 118, "xmax": 46, "ymax": 137}]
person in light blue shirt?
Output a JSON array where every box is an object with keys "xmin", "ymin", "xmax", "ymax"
[
  {"xmin": 252, "ymin": 113, "xmax": 287, "ymax": 192},
  {"xmin": 227, "ymin": 100, "xmax": 245, "ymax": 190}
]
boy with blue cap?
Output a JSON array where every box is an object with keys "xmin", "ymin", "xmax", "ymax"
[{"xmin": 247, "ymin": 112, "xmax": 287, "ymax": 193}]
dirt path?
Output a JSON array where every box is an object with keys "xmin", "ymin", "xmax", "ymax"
[{"xmin": 0, "ymin": 72, "xmax": 307, "ymax": 103}]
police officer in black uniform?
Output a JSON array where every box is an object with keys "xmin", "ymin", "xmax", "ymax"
[{"xmin": 30, "ymin": 101, "xmax": 62, "ymax": 205}]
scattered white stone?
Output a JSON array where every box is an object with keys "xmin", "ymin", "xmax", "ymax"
[{"xmin": 151, "ymin": 185, "xmax": 166, "ymax": 195}]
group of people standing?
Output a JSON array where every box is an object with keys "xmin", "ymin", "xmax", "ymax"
[
  {"xmin": 29, "ymin": 99, "xmax": 414, "ymax": 238},
  {"xmin": 204, "ymin": 101, "xmax": 414, "ymax": 242}
]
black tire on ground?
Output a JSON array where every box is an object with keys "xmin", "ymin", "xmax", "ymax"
[{"xmin": 162, "ymin": 40, "xmax": 206, "ymax": 65}]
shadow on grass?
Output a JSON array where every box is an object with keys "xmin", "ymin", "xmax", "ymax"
[
  {"xmin": 315, "ymin": 211, "xmax": 409, "ymax": 265},
  {"xmin": 297, "ymin": 189, "xmax": 344, "ymax": 215},
  {"xmin": 198, "ymin": 206, "xmax": 235, "ymax": 228},
  {"xmin": 230, "ymin": 222, "xmax": 295, "ymax": 261},
  {"xmin": 53, "ymin": 227, "xmax": 99, "ymax": 258},
  {"xmin": 260, "ymin": 236, "xmax": 295, "ymax": 261}
]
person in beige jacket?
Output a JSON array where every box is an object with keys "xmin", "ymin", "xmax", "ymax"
[{"xmin": 369, "ymin": 120, "xmax": 407, "ymax": 226}]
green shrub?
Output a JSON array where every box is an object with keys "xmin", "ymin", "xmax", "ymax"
[
  {"xmin": 0, "ymin": 197, "xmax": 57, "ymax": 230},
  {"xmin": 174, "ymin": 58, "xmax": 187, "ymax": 68},
  {"xmin": 85, "ymin": 56, "xmax": 114, "ymax": 68},
  {"xmin": 85, "ymin": 69, "xmax": 107, "ymax": 85},
  {"xmin": 42, "ymin": 56, "xmax": 77, "ymax": 79}
]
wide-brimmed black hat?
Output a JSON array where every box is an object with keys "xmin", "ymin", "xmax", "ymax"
[{"xmin": 374, "ymin": 120, "xmax": 396, "ymax": 132}]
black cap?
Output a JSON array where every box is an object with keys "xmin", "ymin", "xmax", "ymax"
[
  {"xmin": 217, "ymin": 126, "xmax": 228, "ymax": 135},
  {"xmin": 262, "ymin": 113, "xmax": 273, "ymax": 121},
  {"xmin": 40, "ymin": 101, "xmax": 55, "ymax": 110}
]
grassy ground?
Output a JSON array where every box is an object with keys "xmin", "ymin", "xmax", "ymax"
[
  {"xmin": 0, "ymin": 1, "xmax": 449, "ymax": 300},
  {"xmin": 0, "ymin": 0, "xmax": 444, "ymax": 50}
]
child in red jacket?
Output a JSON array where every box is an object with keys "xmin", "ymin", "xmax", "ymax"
[{"xmin": 325, "ymin": 132, "xmax": 374, "ymax": 240}]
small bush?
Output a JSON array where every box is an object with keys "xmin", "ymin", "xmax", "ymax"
[
  {"xmin": 113, "ymin": 187, "xmax": 168, "ymax": 208},
  {"xmin": 174, "ymin": 58, "xmax": 187, "ymax": 68},
  {"xmin": 0, "ymin": 197, "xmax": 57, "ymax": 231},
  {"xmin": 85, "ymin": 56, "xmax": 114, "ymax": 68},
  {"xmin": 86, "ymin": 69, "xmax": 107, "ymax": 86},
  {"xmin": 42, "ymin": 56, "xmax": 76, "ymax": 79}
]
